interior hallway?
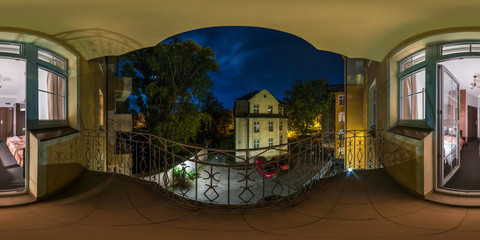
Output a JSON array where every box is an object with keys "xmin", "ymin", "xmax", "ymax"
[{"xmin": 0, "ymin": 169, "xmax": 479, "ymax": 239}]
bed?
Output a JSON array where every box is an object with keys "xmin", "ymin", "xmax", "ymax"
[{"xmin": 6, "ymin": 135, "xmax": 25, "ymax": 167}]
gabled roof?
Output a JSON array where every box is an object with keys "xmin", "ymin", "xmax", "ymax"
[
  {"xmin": 235, "ymin": 89, "xmax": 286, "ymax": 104},
  {"xmin": 329, "ymin": 84, "xmax": 345, "ymax": 92},
  {"xmin": 235, "ymin": 90, "xmax": 260, "ymax": 101}
]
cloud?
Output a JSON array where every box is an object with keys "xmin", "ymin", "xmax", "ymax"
[{"xmin": 172, "ymin": 26, "xmax": 344, "ymax": 109}]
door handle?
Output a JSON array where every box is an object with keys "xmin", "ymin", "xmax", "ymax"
[{"xmin": 0, "ymin": 120, "xmax": 2, "ymax": 124}]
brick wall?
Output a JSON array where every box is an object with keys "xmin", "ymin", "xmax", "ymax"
[{"xmin": 460, "ymin": 90, "xmax": 466, "ymax": 140}]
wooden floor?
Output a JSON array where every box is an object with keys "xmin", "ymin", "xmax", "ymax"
[{"xmin": 444, "ymin": 139, "xmax": 480, "ymax": 190}]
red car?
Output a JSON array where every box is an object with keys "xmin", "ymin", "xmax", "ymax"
[
  {"xmin": 255, "ymin": 157, "xmax": 277, "ymax": 179},
  {"xmin": 272, "ymin": 157, "xmax": 289, "ymax": 171}
]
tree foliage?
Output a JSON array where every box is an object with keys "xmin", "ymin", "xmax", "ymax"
[
  {"xmin": 284, "ymin": 78, "xmax": 334, "ymax": 137},
  {"xmin": 198, "ymin": 92, "xmax": 234, "ymax": 147},
  {"xmin": 121, "ymin": 38, "xmax": 219, "ymax": 144}
]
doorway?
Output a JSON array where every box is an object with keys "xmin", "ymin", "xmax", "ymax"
[
  {"xmin": 438, "ymin": 65, "xmax": 460, "ymax": 186},
  {"xmin": 468, "ymin": 105, "xmax": 478, "ymax": 142},
  {"xmin": 438, "ymin": 57, "xmax": 480, "ymax": 191},
  {"xmin": 0, "ymin": 57, "xmax": 26, "ymax": 192}
]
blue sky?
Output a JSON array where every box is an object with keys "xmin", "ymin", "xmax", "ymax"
[{"xmin": 171, "ymin": 26, "xmax": 344, "ymax": 109}]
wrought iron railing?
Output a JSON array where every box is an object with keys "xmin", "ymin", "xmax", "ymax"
[{"xmin": 80, "ymin": 129, "xmax": 383, "ymax": 208}]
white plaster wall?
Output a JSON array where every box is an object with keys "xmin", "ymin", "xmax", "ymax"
[
  {"xmin": 477, "ymin": 96, "xmax": 480, "ymax": 138},
  {"xmin": 249, "ymin": 89, "xmax": 280, "ymax": 114},
  {"xmin": 0, "ymin": 97, "xmax": 17, "ymax": 108},
  {"xmin": 235, "ymin": 89, "xmax": 288, "ymax": 162},
  {"xmin": 466, "ymin": 92, "xmax": 477, "ymax": 107}
]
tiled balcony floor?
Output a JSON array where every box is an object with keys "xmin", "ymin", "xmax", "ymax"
[{"xmin": 1, "ymin": 169, "xmax": 479, "ymax": 240}]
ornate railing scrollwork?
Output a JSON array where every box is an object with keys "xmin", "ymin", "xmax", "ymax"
[{"xmin": 81, "ymin": 129, "xmax": 383, "ymax": 208}]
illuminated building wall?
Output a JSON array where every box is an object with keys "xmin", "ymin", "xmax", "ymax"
[
  {"xmin": 334, "ymin": 92, "xmax": 345, "ymax": 158},
  {"xmin": 234, "ymin": 89, "xmax": 288, "ymax": 162}
]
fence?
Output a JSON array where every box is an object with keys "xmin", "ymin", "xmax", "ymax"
[{"xmin": 81, "ymin": 129, "xmax": 382, "ymax": 208}]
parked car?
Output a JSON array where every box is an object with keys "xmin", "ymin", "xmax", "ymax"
[
  {"xmin": 272, "ymin": 157, "xmax": 289, "ymax": 171},
  {"xmin": 255, "ymin": 157, "xmax": 277, "ymax": 179}
]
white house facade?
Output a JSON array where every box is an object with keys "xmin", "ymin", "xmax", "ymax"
[{"xmin": 234, "ymin": 89, "xmax": 288, "ymax": 162}]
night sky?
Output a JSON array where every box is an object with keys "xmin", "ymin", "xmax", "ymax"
[{"xmin": 170, "ymin": 26, "xmax": 344, "ymax": 109}]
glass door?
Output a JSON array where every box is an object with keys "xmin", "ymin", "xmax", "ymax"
[{"xmin": 439, "ymin": 65, "xmax": 460, "ymax": 186}]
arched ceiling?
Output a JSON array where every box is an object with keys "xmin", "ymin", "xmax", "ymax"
[{"xmin": 3, "ymin": 0, "xmax": 480, "ymax": 61}]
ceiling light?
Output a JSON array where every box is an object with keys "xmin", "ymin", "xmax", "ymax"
[{"xmin": 471, "ymin": 75, "xmax": 480, "ymax": 89}]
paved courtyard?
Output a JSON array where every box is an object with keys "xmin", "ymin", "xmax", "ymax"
[{"xmin": 148, "ymin": 154, "xmax": 333, "ymax": 205}]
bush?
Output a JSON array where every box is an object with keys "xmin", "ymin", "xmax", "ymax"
[{"xmin": 170, "ymin": 165, "xmax": 201, "ymax": 189}]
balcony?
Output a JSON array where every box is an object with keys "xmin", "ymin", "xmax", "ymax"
[
  {"xmin": 1, "ymin": 164, "xmax": 478, "ymax": 239},
  {"xmin": 81, "ymin": 130, "xmax": 381, "ymax": 207},
  {"xmin": 1, "ymin": 129, "xmax": 479, "ymax": 239}
]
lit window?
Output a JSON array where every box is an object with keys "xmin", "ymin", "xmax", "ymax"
[
  {"xmin": 38, "ymin": 68, "xmax": 66, "ymax": 120},
  {"xmin": 338, "ymin": 129, "xmax": 345, "ymax": 140},
  {"xmin": 268, "ymin": 105, "xmax": 273, "ymax": 114},
  {"xmin": 338, "ymin": 112, "xmax": 345, "ymax": 123},
  {"xmin": 399, "ymin": 50, "xmax": 425, "ymax": 72},
  {"xmin": 38, "ymin": 49, "xmax": 67, "ymax": 70},
  {"xmin": 269, "ymin": 121, "xmax": 273, "ymax": 131},
  {"xmin": 471, "ymin": 44, "xmax": 480, "ymax": 52},
  {"xmin": 254, "ymin": 121, "xmax": 259, "ymax": 132},
  {"xmin": 268, "ymin": 138, "xmax": 274, "ymax": 147},
  {"xmin": 279, "ymin": 120, "xmax": 283, "ymax": 130},
  {"xmin": 338, "ymin": 95, "xmax": 344, "ymax": 106},
  {"xmin": 442, "ymin": 43, "xmax": 470, "ymax": 55},
  {"xmin": 253, "ymin": 104, "xmax": 259, "ymax": 114},
  {"xmin": 0, "ymin": 43, "xmax": 21, "ymax": 54},
  {"xmin": 254, "ymin": 139, "xmax": 259, "ymax": 148},
  {"xmin": 400, "ymin": 69, "xmax": 426, "ymax": 120}
]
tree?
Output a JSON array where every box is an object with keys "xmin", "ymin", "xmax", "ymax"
[
  {"xmin": 284, "ymin": 78, "xmax": 334, "ymax": 137},
  {"xmin": 198, "ymin": 92, "xmax": 234, "ymax": 147},
  {"xmin": 121, "ymin": 38, "xmax": 219, "ymax": 144}
]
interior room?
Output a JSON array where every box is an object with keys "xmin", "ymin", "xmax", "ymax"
[
  {"xmin": 0, "ymin": 57, "xmax": 26, "ymax": 192},
  {"xmin": 440, "ymin": 58, "xmax": 480, "ymax": 191}
]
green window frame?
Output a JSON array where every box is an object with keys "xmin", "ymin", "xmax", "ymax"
[
  {"xmin": 0, "ymin": 41, "xmax": 70, "ymax": 129},
  {"xmin": 398, "ymin": 49, "xmax": 426, "ymax": 121},
  {"xmin": 37, "ymin": 48, "xmax": 68, "ymax": 122}
]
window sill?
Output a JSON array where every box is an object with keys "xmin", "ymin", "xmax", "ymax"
[
  {"xmin": 30, "ymin": 126, "xmax": 79, "ymax": 141},
  {"xmin": 397, "ymin": 120, "xmax": 431, "ymax": 129},
  {"xmin": 388, "ymin": 126, "xmax": 432, "ymax": 140}
]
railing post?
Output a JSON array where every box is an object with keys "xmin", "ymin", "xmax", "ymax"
[
  {"xmin": 287, "ymin": 142, "xmax": 291, "ymax": 201},
  {"xmin": 149, "ymin": 134, "xmax": 152, "ymax": 181},
  {"xmin": 105, "ymin": 129, "xmax": 109, "ymax": 173},
  {"xmin": 353, "ymin": 131, "xmax": 357, "ymax": 169},
  {"xmin": 321, "ymin": 132, "xmax": 324, "ymax": 177},
  {"xmin": 195, "ymin": 149, "xmax": 198, "ymax": 205},
  {"xmin": 227, "ymin": 167, "xmax": 230, "ymax": 206}
]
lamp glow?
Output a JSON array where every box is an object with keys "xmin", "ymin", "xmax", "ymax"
[{"xmin": 348, "ymin": 167, "xmax": 353, "ymax": 172}]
